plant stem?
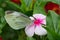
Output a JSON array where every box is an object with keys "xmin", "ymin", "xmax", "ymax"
[{"xmin": 40, "ymin": 36, "xmax": 45, "ymax": 40}]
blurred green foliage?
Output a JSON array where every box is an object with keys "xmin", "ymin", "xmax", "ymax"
[
  {"xmin": 0, "ymin": 0, "xmax": 60, "ymax": 40},
  {"xmin": 46, "ymin": 10, "xmax": 60, "ymax": 40}
]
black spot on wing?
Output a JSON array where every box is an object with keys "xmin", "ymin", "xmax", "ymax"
[
  {"xmin": 5, "ymin": 11, "xmax": 13, "ymax": 14},
  {"xmin": 16, "ymin": 13, "xmax": 31, "ymax": 20}
]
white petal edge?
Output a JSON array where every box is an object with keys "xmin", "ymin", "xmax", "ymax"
[
  {"xmin": 29, "ymin": 16, "xmax": 34, "ymax": 20},
  {"xmin": 33, "ymin": 14, "xmax": 46, "ymax": 19},
  {"xmin": 42, "ymin": 19, "xmax": 46, "ymax": 25},
  {"xmin": 35, "ymin": 25, "xmax": 47, "ymax": 36},
  {"xmin": 25, "ymin": 24, "xmax": 35, "ymax": 37}
]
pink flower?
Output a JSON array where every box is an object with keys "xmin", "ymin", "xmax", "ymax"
[{"xmin": 25, "ymin": 14, "xmax": 47, "ymax": 37}]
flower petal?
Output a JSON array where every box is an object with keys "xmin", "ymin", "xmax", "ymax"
[
  {"xmin": 29, "ymin": 16, "xmax": 34, "ymax": 20},
  {"xmin": 25, "ymin": 24, "xmax": 35, "ymax": 37},
  {"xmin": 35, "ymin": 25, "xmax": 47, "ymax": 36},
  {"xmin": 33, "ymin": 14, "xmax": 46, "ymax": 19},
  {"xmin": 42, "ymin": 19, "xmax": 46, "ymax": 25}
]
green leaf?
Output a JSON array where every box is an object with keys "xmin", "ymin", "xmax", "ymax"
[
  {"xmin": 18, "ymin": 30, "xmax": 26, "ymax": 40},
  {"xmin": 20, "ymin": 0, "xmax": 33, "ymax": 12},
  {"xmin": 38, "ymin": 0, "xmax": 60, "ymax": 4},
  {"xmin": 0, "ymin": 8, "xmax": 6, "ymax": 33},
  {"xmin": 48, "ymin": 10, "xmax": 59, "ymax": 33},
  {"xmin": 46, "ymin": 0, "xmax": 60, "ymax": 4},
  {"xmin": 6, "ymin": 1, "xmax": 21, "ymax": 11},
  {"xmin": 46, "ymin": 10, "xmax": 60, "ymax": 40},
  {"xmin": 0, "ymin": 0, "xmax": 3, "ymax": 6},
  {"xmin": 0, "ymin": 8, "xmax": 5, "ymax": 16},
  {"xmin": 33, "ymin": 1, "xmax": 46, "ymax": 15},
  {"xmin": 2, "ymin": 25, "xmax": 18, "ymax": 40},
  {"xmin": 58, "ymin": 16, "xmax": 60, "ymax": 35}
]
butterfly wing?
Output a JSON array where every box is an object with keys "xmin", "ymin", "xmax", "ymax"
[{"xmin": 5, "ymin": 11, "xmax": 32, "ymax": 30}]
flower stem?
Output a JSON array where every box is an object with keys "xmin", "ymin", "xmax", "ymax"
[{"xmin": 40, "ymin": 36, "xmax": 45, "ymax": 40}]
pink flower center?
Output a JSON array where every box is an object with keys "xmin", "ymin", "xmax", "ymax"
[{"xmin": 34, "ymin": 19, "xmax": 43, "ymax": 26}]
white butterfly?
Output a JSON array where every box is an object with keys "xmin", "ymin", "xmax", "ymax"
[{"xmin": 5, "ymin": 11, "xmax": 32, "ymax": 30}]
